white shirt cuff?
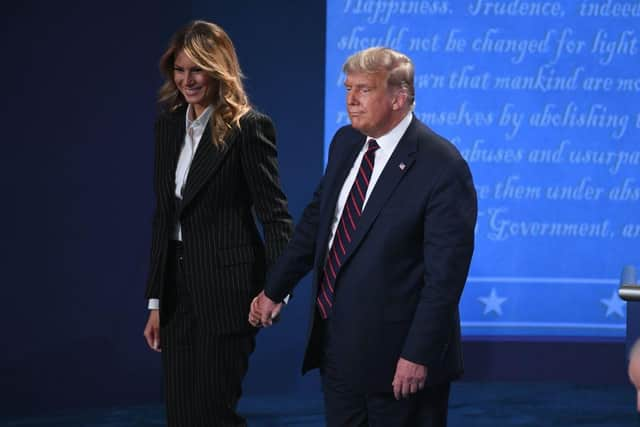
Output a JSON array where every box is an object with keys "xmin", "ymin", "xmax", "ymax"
[{"xmin": 150, "ymin": 295, "xmax": 285, "ymax": 309}]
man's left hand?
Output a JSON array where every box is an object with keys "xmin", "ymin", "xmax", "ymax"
[
  {"xmin": 392, "ymin": 357, "xmax": 427, "ymax": 400},
  {"xmin": 248, "ymin": 291, "xmax": 281, "ymax": 327}
]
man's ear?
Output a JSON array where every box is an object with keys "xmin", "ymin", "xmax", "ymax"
[{"xmin": 391, "ymin": 88, "xmax": 409, "ymax": 111}]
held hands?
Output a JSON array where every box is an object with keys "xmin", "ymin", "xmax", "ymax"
[
  {"xmin": 248, "ymin": 290, "xmax": 282, "ymax": 328},
  {"xmin": 143, "ymin": 310, "xmax": 161, "ymax": 352},
  {"xmin": 392, "ymin": 357, "xmax": 427, "ymax": 400}
]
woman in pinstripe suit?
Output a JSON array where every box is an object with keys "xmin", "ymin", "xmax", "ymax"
[{"xmin": 142, "ymin": 21, "xmax": 293, "ymax": 427}]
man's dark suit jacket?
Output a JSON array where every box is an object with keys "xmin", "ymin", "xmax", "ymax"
[
  {"xmin": 264, "ymin": 115, "xmax": 477, "ymax": 392},
  {"xmin": 145, "ymin": 105, "xmax": 293, "ymax": 334}
]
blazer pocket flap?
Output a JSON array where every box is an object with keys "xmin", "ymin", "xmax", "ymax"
[{"xmin": 216, "ymin": 246, "xmax": 256, "ymax": 266}]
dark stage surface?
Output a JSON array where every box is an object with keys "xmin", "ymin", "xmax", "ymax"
[{"xmin": 2, "ymin": 381, "xmax": 638, "ymax": 427}]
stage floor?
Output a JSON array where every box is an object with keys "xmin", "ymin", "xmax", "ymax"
[{"xmin": 2, "ymin": 381, "xmax": 638, "ymax": 426}]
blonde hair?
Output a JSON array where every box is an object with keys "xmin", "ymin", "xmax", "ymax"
[
  {"xmin": 158, "ymin": 21, "xmax": 251, "ymax": 146},
  {"xmin": 343, "ymin": 47, "xmax": 415, "ymax": 107}
]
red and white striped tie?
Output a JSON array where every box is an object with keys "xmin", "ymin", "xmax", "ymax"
[{"xmin": 317, "ymin": 139, "xmax": 380, "ymax": 319}]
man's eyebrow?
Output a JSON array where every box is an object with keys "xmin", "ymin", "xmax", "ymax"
[{"xmin": 345, "ymin": 83, "xmax": 374, "ymax": 88}]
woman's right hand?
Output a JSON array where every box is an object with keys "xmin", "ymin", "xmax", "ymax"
[{"xmin": 144, "ymin": 310, "xmax": 161, "ymax": 352}]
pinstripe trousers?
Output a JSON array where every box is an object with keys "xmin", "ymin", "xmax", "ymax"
[{"xmin": 161, "ymin": 241, "xmax": 256, "ymax": 427}]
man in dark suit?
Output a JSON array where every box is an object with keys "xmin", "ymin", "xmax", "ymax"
[{"xmin": 250, "ymin": 47, "xmax": 477, "ymax": 426}]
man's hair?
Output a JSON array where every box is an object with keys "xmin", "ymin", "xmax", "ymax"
[{"xmin": 343, "ymin": 47, "xmax": 415, "ymax": 107}]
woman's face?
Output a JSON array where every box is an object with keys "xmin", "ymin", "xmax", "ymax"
[{"xmin": 173, "ymin": 49, "xmax": 215, "ymax": 117}]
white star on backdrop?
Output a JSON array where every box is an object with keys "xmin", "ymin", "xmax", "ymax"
[
  {"xmin": 600, "ymin": 290, "xmax": 625, "ymax": 318},
  {"xmin": 478, "ymin": 288, "xmax": 507, "ymax": 316}
]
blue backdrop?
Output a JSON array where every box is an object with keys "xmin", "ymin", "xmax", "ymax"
[
  {"xmin": 325, "ymin": 0, "xmax": 638, "ymax": 338},
  {"xmin": 1, "ymin": 0, "xmax": 632, "ymax": 417}
]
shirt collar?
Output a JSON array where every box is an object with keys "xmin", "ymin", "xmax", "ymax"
[
  {"xmin": 365, "ymin": 111, "xmax": 413, "ymax": 152},
  {"xmin": 185, "ymin": 104, "xmax": 214, "ymax": 130}
]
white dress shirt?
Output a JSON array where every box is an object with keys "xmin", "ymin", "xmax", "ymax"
[
  {"xmin": 148, "ymin": 105, "xmax": 213, "ymax": 310},
  {"xmin": 327, "ymin": 112, "xmax": 413, "ymax": 251},
  {"xmin": 173, "ymin": 104, "xmax": 214, "ymax": 240}
]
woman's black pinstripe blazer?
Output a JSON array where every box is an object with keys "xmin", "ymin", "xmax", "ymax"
[{"xmin": 145, "ymin": 105, "xmax": 293, "ymax": 334}]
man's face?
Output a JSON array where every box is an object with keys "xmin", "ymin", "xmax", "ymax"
[{"xmin": 345, "ymin": 71, "xmax": 398, "ymax": 138}]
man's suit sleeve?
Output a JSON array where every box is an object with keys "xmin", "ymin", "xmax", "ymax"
[
  {"xmin": 263, "ymin": 176, "xmax": 324, "ymax": 303},
  {"xmin": 401, "ymin": 158, "xmax": 477, "ymax": 367},
  {"xmin": 262, "ymin": 125, "xmax": 350, "ymax": 303}
]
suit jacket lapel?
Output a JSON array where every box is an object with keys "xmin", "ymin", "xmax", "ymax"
[
  {"xmin": 178, "ymin": 124, "xmax": 239, "ymax": 217},
  {"xmin": 170, "ymin": 112, "xmax": 185, "ymax": 173},
  {"xmin": 340, "ymin": 118, "xmax": 419, "ymax": 267},
  {"xmin": 158, "ymin": 110, "xmax": 185, "ymax": 206},
  {"xmin": 313, "ymin": 134, "xmax": 365, "ymax": 270}
]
